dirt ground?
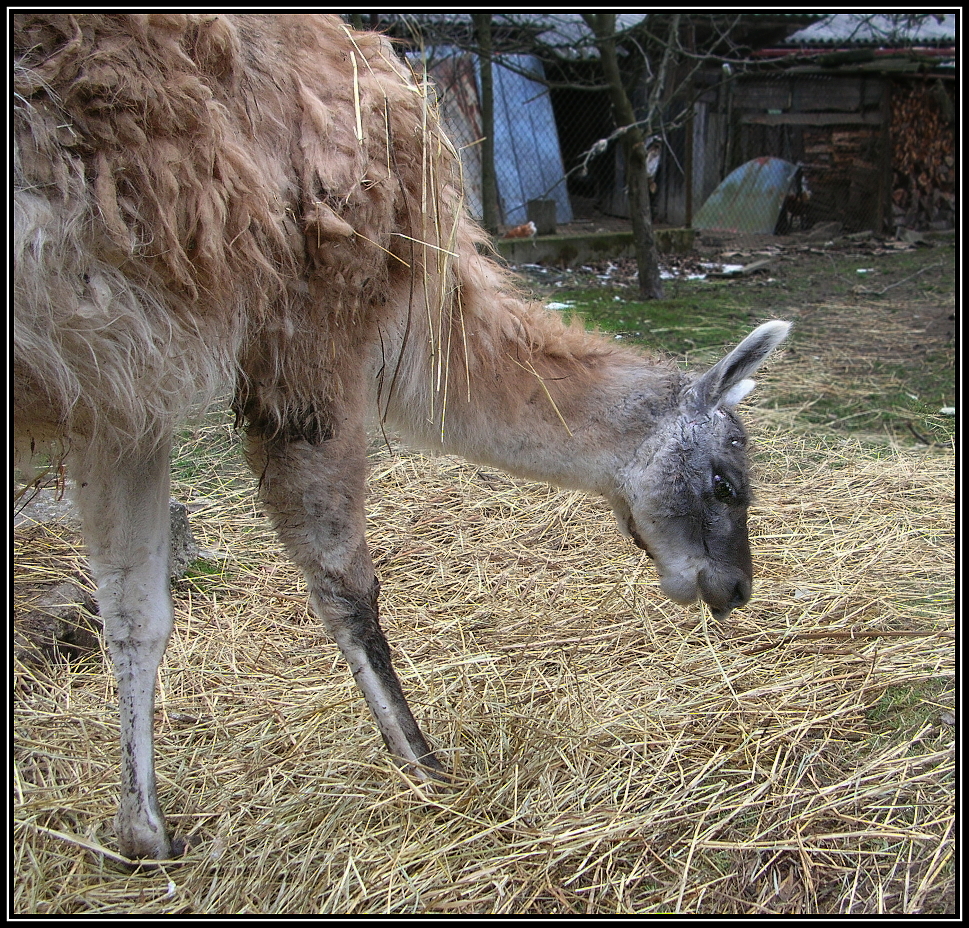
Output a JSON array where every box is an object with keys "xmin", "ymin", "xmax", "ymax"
[
  {"xmin": 542, "ymin": 196, "xmax": 955, "ymax": 364},
  {"xmin": 692, "ymin": 228, "xmax": 955, "ymax": 347}
]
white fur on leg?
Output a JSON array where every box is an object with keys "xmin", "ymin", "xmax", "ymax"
[
  {"xmin": 306, "ymin": 580, "xmax": 442, "ymax": 778},
  {"xmin": 74, "ymin": 443, "xmax": 175, "ymax": 860},
  {"xmin": 330, "ymin": 632, "xmax": 437, "ymax": 775}
]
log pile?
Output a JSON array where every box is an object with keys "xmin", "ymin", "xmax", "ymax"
[
  {"xmin": 801, "ymin": 125, "xmax": 881, "ymax": 232},
  {"xmin": 890, "ymin": 82, "xmax": 955, "ymax": 231}
]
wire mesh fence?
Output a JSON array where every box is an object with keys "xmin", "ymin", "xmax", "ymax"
[
  {"xmin": 387, "ymin": 15, "xmax": 954, "ymax": 241},
  {"xmin": 412, "ymin": 47, "xmax": 575, "ymax": 229}
]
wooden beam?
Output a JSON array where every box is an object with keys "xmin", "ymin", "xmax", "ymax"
[{"xmin": 741, "ymin": 111, "xmax": 884, "ymax": 126}]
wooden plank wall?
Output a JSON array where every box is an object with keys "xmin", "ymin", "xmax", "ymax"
[{"xmin": 731, "ymin": 73, "xmax": 889, "ymax": 232}]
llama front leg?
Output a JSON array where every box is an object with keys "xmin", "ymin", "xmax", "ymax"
[
  {"xmin": 252, "ymin": 428, "xmax": 442, "ymax": 777},
  {"xmin": 309, "ymin": 577, "xmax": 442, "ymax": 774},
  {"xmin": 74, "ymin": 442, "xmax": 176, "ymax": 859}
]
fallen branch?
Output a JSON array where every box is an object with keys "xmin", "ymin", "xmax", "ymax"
[{"xmin": 871, "ymin": 261, "xmax": 943, "ymax": 296}]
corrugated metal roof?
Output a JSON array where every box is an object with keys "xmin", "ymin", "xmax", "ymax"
[
  {"xmin": 785, "ymin": 13, "xmax": 956, "ymax": 47},
  {"xmin": 383, "ymin": 13, "xmax": 649, "ymax": 59},
  {"xmin": 495, "ymin": 13, "xmax": 648, "ymax": 59}
]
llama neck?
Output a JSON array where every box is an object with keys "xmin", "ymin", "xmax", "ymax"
[
  {"xmin": 378, "ymin": 243, "xmax": 680, "ymax": 496},
  {"xmin": 428, "ymin": 346, "xmax": 671, "ymax": 495}
]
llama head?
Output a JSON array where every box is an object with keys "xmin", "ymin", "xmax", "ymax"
[{"xmin": 612, "ymin": 321, "xmax": 790, "ymax": 619}]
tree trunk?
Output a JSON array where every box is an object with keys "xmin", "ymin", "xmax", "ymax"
[
  {"xmin": 473, "ymin": 14, "xmax": 500, "ymax": 234},
  {"xmin": 584, "ymin": 14, "xmax": 664, "ymax": 300}
]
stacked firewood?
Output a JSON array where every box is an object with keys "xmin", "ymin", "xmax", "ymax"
[{"xmin": 890, "ymin": 82, "xmax": 955, "ymax": 231}]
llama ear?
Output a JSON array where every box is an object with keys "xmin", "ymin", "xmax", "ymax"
[
  {"xmin": 721, "ymin": 378, "xmax": 756, "ymax": 408},
  {"xmin": 689, "ymin": 321, "xmax": 790, "ymax": 411}
]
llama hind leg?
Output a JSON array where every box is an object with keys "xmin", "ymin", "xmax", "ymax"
[
  {"xmin": 73, "ymin": 442, "xmax": 176, "ymax": 859},
  {"xmin": 252, "ymin": 428, "xmax": 442, "ymax": 777}
]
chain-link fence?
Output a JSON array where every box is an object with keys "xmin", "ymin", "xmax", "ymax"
[
  {"xmin": 412, "ymin": 47, "xmax": 576, "ymax": 229},
  {"xmin": 690, "ymin": 70, "xmax": 956, "ymax": 236},
  {"xmin": 390, "ymin": 16, "xmax": 954, "ymax": 240}
]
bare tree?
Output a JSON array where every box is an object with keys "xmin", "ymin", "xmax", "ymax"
[
  {"xmin": 385, "ymin": 13, "xmax": 740, "ymax": 300},
  {"xmin": 583, "ymin": 14, "xmax": 667, "ymax": 299},
  {"xmin": 381, "ymin": 14, "xmax": 852, "ymax": 297},
  {"xmin": 472, "ymin": 14, "xmax": 499, "ymax": 233}
]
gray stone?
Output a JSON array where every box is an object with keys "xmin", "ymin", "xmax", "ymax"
[
  {"xmin": 14, "ymin": 580, "xmax": 100, "ymax": 665},
  {"xmin": 169, "ymin": 499, "xmax": 199, "ymax": 579}
]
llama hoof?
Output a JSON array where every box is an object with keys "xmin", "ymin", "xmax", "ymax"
[
  {"xmin": 398, "ymin": 753, "xmax": 457, "ymax": 791},
  {"xmin": 121, "ymin": 838, "xmax": 192, "ymax": 870},
  {"xmin": 169, "ymin": 834, "xmax": 196, "ymax": 857}
]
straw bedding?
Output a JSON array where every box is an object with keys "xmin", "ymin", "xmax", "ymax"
[
  {"xmin": 13, "ymin": 10, "xmax": 953, "ymax": 912},
  {"xmin": 13, "ymin": 411, "xmax": 954, "ymax": 915}
]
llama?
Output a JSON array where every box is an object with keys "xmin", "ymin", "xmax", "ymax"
[{"xmin": 13, "ymin": 13, "xmax": 789, "ymax": 861}]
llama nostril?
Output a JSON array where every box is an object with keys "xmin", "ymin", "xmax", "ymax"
[
  {"xmin": 729, "ymin": 578, "xmax": 751, "ymax": 610},
  {"xmin": 698, "ymin": 569, "xmax": 751, "ymax": 617}
]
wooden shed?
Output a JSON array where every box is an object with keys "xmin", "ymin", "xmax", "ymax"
[
  {"xmin": 643, "ymin": 14, "xmax": 956, "ymax": 235},
  {"xmin": 720, "ymin": 69, "xmax": 955, "ymax": 234}
]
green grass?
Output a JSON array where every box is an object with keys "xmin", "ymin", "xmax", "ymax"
[
  {"xmin": 865, "ymin": 679, "xmax": 954, "ymax": 745},
  {"xmin": 541, "ymin": 242, "xmax": 955, "ymax": 445},
  {"xmin": 560, "ymin": 286, "xmax": 754, "ymax": 362}
]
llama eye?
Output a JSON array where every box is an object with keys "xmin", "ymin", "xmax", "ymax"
[{"xmin": 712, "ymin": 474, "xmax": 735, "ymax": 502}]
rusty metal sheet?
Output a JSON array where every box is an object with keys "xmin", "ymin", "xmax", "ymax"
[{"xmin": 694, "ymin": 157, "xmax": 800, "ymax": 234}]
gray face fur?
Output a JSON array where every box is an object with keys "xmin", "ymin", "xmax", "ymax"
[{"xmin": 612, "ymin": 321, "xmax": 790, "ymax": 619}]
